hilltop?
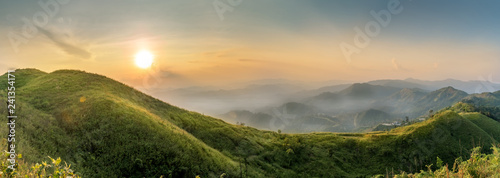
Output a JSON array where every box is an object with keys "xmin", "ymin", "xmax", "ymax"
[{"xmin": 0, "ymin": 69, "xmax": 499, "ymax": 177}]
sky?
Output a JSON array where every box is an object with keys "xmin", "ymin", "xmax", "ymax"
[{"xmin": 1, "ymin": 0, "xmax": 499, "ymax": 90}]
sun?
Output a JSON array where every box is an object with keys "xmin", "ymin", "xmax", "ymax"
[{"xmin": 134, "ymin": 50, "xmax": 154, "ymax": 69}]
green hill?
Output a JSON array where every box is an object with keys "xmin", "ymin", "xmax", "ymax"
[
  {"xmin": 455, "ymin": 92, "xmax": 500, "ymax": 122},
  {"xmin": 1, "ymin": 69, "xmax": 499, "ymax": 177},
  {"xmin": 460, "ymin": 112, "xmax": 500, "ymax": 142},
  {"xmin": 353, "ymin": 109, "xmax": 392, "ymax": 128},
  {"xmin": 0, "ymin": 69, "xmax": 244, "ymax": 177}
]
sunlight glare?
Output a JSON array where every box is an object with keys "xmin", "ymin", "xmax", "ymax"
[{"xmin": 135, "ymin": 50, "xmax": 154, "ymax": 69}]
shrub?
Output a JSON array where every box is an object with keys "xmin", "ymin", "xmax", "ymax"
[
  {"xmin": 393, "ymin": 145, "xmax": 500, "ymax": 177},
  {"xmin": 0, "ymin": 151, "xmax": 79, "ymax": 177}
]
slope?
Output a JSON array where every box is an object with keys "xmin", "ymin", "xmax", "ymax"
[
  {"xmin": 1, "ymin": 69, "xmax": 499, "ymax": 177},
  {"xmin": 0, "ymin": 69, "xmax": 248, "ymax": 177}
]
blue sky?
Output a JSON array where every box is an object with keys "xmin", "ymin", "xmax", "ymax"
[{"xmin": 0, "ymin": 0, "xmax": 499, "ymax": 88}]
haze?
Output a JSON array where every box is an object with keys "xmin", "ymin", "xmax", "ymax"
[{"xmin": 1, "ymin": 0, "xmax": 499, "ymax": 109}]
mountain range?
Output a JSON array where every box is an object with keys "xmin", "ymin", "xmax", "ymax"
[
  {"xmin": 221, "ymin": 81, "xmax": 484, "ymax": 133},
  {"xmin": 1, "ymin": 69, "xmax": 500, "ymax": 177},
  {"xmin": 152, "ymin": 77, "xmax": 500, "ymax": 118}
]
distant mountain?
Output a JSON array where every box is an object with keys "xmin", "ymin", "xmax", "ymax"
[
  {"xmin": 144, "ymin": 77, "xmax": 500, "ymax": 134},
  {"xmin": 294, "ymin": 84, "xmax": 351, "ymax": 99},
  {"xmin": 385, "ymin": 86, "xmax": 468, "ymax": 118},
  {"xmin": 276, "ymin": 102, "xmax": 316, "ymax": 116},
  {"xmin": 220, "ymin": 102, "xmax": 340, "ymax": 133},
  {"xmin": 353, "ymin": 109, "xmax": 393, "ymax": 128},
  {"xmin": 414, "ymin": 86, "xmax": 468, "ymax": 112},
  {"xmin": 287, "ymin": 114, "xmax": 341, "ymax": 133},
  {"xmin": 222, "ymin": 84, "xmax": 406, "ymax": 132},
  {"xmin": 461, "ymin": 91, "xmax": 500, "ymax": 107},
  {"xmin": 386, "ymin": 88, "xmax": 428, "ymax": 103},
  {"xmin": 404, "ymin": 78, "xmax": 500, "ymax": 94},
  {"xmin": 305, "ymin": 83, "xmax": 403, "ymax": 113},
  {"xmin": 219, "ymin": 110, "xmax": 273, "ymax": 129},
  {"xmin": 234, "ymin": 85, "xmax": 473, "ymax": 132},
  {"xmin": 146, "ymin": 78, "xmax": 498, "ymax": 118},
  {"xmin": 367, "ymin": 79, "xmax": 427, "ymax": 90},
  {"xmin": 338, "ymin": 83, "xmax": 401, "ymax": 99},
  {"xmin": 153, "ymin": 83, "xmax": 304, "ymax": 115}
]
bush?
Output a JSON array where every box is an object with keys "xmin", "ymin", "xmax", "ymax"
[
  {"xmin": 393, "ymin": 145, "xmax": 500, "ymax": 177},
  {"xmin": 0, "ymin": 151, "xmax": 79, "ymax": 177}
]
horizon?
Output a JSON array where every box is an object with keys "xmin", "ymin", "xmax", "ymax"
[
  {"xmin": 6, "ymin": 68, "xmax": 500, "ymax": 91},
  {"xmin": 7, "ymin": 67, "xmax": 500, "ymax": 118},
  {"xmin": 1, "ymin": 0, "xmax": 499, "ymax": 90},
  {"xmin": 2, "ymin": 1, "xmax": 500, "ymax": 176}
]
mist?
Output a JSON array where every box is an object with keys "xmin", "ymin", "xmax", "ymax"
[{"xmin": 145, "ymin": 78, "xmax": 500, "ymax": 133}]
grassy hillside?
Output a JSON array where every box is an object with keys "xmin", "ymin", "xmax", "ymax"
[
  {"xmin": 0, "ymin": 69, "xmax": 243, "ymax": 177},
  {"xmin": 0, "ymin": 69, "xmax": 499, "ymax": 177}
]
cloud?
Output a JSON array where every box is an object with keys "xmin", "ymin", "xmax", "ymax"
[{"xmin": 38, "ymin": 28, "xmax": 92, "ymax": 59}]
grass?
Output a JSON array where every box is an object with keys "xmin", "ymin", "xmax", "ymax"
[
  {"xmin": 391, "ymin": 145, "xmax": 500, "ymax": 177},
  {"xmin": 0, "ymin": 139, "xmax": 79, "ymax": 177},
  {"xmin": 0, "ymin": 69, "xmax": 499, "ymax": 177}
]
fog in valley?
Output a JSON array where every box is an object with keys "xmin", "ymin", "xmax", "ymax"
[{"xmin": 146, "ymin": 78, "xmax": 500, "ymax": 133}]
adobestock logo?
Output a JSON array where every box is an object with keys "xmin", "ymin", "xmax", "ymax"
[
  {"xmin": 340, "ymin": 0, "xmax": 404, "ymax": 63},
  {"xmin": 213, "ymin": 0, "xmax": 243, "ymax": 21},
  {"xmin": 475, "ymin": 74, "xmax": 499, "ymax": 93},
  {"xmin": 7, "ymin": 0, "xmax": 72, "ymax": 53}
]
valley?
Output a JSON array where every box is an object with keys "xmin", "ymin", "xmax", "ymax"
[{"xmin": 216, "ymin": 80, "xmax": 494, "ymax": 133}]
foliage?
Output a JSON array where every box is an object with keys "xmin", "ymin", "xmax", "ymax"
[
  {"xmin": 393, "ymin": 145, "xmax": 500, "ymax": 177},
  {"xmin": 0, "ymin": 149, "xmax": 79, "ymax": 177}
]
